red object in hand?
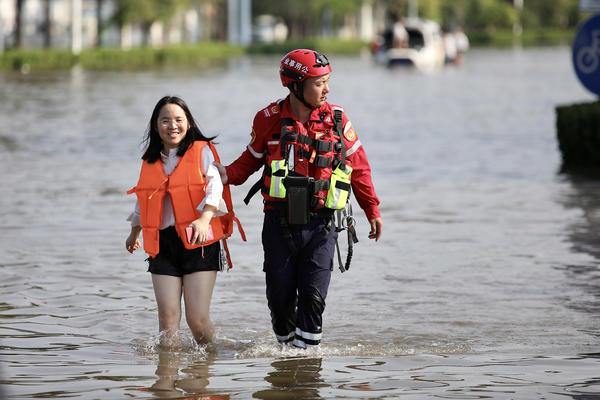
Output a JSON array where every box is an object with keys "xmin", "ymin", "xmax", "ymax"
[
  {"xmin": 186, "ymin": 226, "xmax": 194, "ymax": 243},
  {"xmin": 186, "ymin": 225, "xmax": 213, "ymax": 244}
]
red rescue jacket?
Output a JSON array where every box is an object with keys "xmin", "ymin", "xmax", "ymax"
[{"xmin": 226, "ymin": 96, "xmax": 381, "ymax": 220}]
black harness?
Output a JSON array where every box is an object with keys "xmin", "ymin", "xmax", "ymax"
[{"xmin": 244, "ymin": 108, "xmax": 358, "ymax": 271}]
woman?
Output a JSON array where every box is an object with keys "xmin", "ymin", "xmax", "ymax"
[{"xmin": 126, "ymin": 96, "xmax": 232, "ymax": 345}]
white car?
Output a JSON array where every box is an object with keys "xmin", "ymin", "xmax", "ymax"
[{"xmin": 377, "ymin": 18, "xmax": 446, "ymax": 71}]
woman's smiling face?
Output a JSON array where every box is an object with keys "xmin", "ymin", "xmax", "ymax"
[{"xmin": 157, "ymin": 103, "xmax": 189, "ymax": 151}]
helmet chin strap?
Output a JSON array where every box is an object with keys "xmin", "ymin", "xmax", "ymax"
[{"xmin": 290, "ymin": 81, "xmax": 317, "ymax": 109}]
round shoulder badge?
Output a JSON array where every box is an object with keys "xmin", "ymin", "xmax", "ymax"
[
  {"xmin": 343, "ymin": 121, "xmax": 357, "ymax": 142},
  {"xmin": 572, "ymin": 14, "xmax": 600, "ymax": 95}
]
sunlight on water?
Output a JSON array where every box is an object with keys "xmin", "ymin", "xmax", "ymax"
[{"xmin": 1, "ymin": 48, "xmax": 600, "ymax": 399}]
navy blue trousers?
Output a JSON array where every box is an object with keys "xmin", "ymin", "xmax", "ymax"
[{"xmin": 262, "ymin": 210, "xmax": 338, "ymax": 347}]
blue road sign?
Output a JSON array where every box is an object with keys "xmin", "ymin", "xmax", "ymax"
[{"xmin": 573, "ymin": 14, "xmax": 600, "ymax": 95}]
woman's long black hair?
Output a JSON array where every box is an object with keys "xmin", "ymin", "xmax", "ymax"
[{"xmin": 142, "ymin": 96, "xmax": 215, "ymax": 163}]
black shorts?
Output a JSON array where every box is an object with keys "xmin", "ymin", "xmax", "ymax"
[{"xmin": 147, "ymin": 226, "xmax": 221, "ymax": 277}]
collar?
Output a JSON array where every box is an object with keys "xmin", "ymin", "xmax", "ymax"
[
  {"xmin": 280, "ymin": 95, "xmax": 331, "ymax": 123},
  {"xmin": 161, "ymin": 147, "xmax": 179, "ymax": 160}
]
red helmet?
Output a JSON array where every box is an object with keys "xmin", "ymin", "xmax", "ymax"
[{"xmin": 279, "ymin": 49, "xmax": 332, "ymax": 87}]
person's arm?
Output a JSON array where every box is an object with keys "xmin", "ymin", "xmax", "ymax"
[
  {"xmin": 216, "ymin": 147, "xmax": 264, "ymax": 186},
  {"xmin": 342, "ymin": 118, "xmax": 383, "ymax": 241},
  {"xmin": 188, "ymin": 204, "xmax": 217, "ymax": 244},
  {"xmin": 125, "ymin": 202, "xmax": 142, "ymax": 253},
  {"xmin": 218, "ymin": 113, "xmax": 268, "ymax": 186},
  {"xmin": 349, "ymin": 146, "xmax": 383, "ymax": 241}
]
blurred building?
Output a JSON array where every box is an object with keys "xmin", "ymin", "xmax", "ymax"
[
  {"xmin": 0, "ymin": 0, "xmax": 218, "ymax": 51},
  {"xmin": 0, "ymin": 0, "xmax": 100, "ymax": 49},
  {"xmin": 0, "ymin": 0, "xmax": 384, "ymax": 52}
]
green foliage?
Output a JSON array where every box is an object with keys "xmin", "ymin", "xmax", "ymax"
[
  {"xmin": 465, "ymin": 0, "xmax": 517, "ymax": 32},
  {"xmin": 521, "ymin": 0, "xmax": 580, "ymax": 29},
  {"xmin": 79, "ymin": 42, "xmax": 243, "ymax": 70},
  {"xmin": 376, "ymin": 0, "xmax": 581, "ymax": 40},
  {"xmin": 0, "ymin": 48, "xmax": 77, "ymax": 70},
  {"xmin": 418, "ymin": 0, "xmax": 442, "ymax": 22},
  {"xmin": 246, "ymin": 38, "xmax": 367, "ymax": 55},
  {"xmin": 468, "ymin": 27, "xmax": 574, "ymax": 47},
  {"xmin": 0, "ymin": 43, "xmax": 243, "ymax": 71},
  {"xmin": 252, "ymin": 0, "xmax": 362, "ymax": 38},
  {"xmin": 110, "ymin": 0, "xmax": 188, "ymax": 27}
]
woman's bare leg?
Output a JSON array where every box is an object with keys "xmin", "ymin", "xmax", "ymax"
[
  {"xmin": 183, "ymin": 270, "xmax": 217, "ymax": 344},
  {"xmin": 152, "ymin": 274, "xmax": 183, "ymax": 345}
]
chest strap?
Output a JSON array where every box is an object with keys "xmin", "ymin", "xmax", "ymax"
[
  {"xmin": 333, "ymin": 109, "xmax": 346, "ymax": 168},
  {"xmin": 296, "ymin": 134, "xmax": 333, "ymax": 153},
  {"xmin": 296, "ymin": 148, "xmax": 333, "ymax": 167},
  {"xmin": 244, "ymin": 108, "xmax": 345, "ymax": 205}
]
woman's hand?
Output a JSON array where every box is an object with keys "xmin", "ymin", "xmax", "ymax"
[
  {"xmin": 126, "ymin": 226, "xmax": 142, "ymax": 253},
  {"xmin": 188, "ymin": 220, "xmax": 212, "ymax": 244},
  {"xmin": 213, "ymin": 162, "xmax": 228, "ymax": 185},
  {"xmin": 368, "ymin": 217, "xmax": 383, "ymax": 242},
  {"xmin": 188, "ymin": 205, "xmax": 217, "ymax": 244}
]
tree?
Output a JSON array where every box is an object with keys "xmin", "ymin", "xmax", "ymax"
[
  {"xmin": 252, "ymin": 0, "xmax": 362, "ymax": 39},
  {"xmin": 111, "ymin": 0, "xmax": 189, "ymax": 46},
  {"xmin": 15, "ymin": 0, "xmax": 24, "ymax": 47},
  {"xmin": 43, "ymin": 0, "xmax": 51, "ymax": 48},
  {"xmin": 96, "ymin": 0, "xmax": 103, "ymax": 46},
  {"xmin": 466, "ymin": 0, "xmax": 516, "ymax": 32},
  {"xmin": 521, "ymin": 0, "xmax": 580, "ymax": 29}
]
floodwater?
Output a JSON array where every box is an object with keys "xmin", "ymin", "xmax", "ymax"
[{"xmin": 1, "ymin": 47, "xmax": 600, "ymax": 399}]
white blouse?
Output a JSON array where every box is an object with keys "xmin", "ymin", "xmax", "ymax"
[{"xmin": 127, "ymin": 145, "xmax": 227, "ymax": 229}]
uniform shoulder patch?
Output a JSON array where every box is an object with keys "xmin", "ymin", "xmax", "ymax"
[
  {"xmin": 343, "ymin": 121, "xmax": 357, "ymax": 142},
  {"xmin": 262, "ymin": 103, "xmax": 280, "ymax": 118}
]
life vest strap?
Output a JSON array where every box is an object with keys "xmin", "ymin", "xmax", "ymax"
[
  {"xmin": 207, "ymin": 141, "xmax": 246, "ymax": 270},
  {"xmin": 296, "ymin": 134, "xmax": 333, "ymax": 153},
  {"xmin": 297, "ymin": 148, "xmax": 332, "ymax": 167},
  {"xmin": 333, "ymin": 109, "xmax": 346, "ymax": 168},
  {"xmin": 232, "ymin": 215, "xmax": 246, "ymax": 242},
  {"xmin": 280, "ymin": 118, "xmax": 296, "ymax": 161},
  {"xmin": 222, "ymin": 238, "xmax": 233, "ymax": 270},
  {"xmin": 335, "ymin": 203, "xmax": 358, "ymax": 272},
  {"xmin": 244, "ymin": 178, "xmax": 264, "ymax": 205}
]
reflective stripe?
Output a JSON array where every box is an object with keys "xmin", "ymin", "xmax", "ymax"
[
  {"xmin": 293, "ymin": 338, "xmax": 307, "ymax": 348},
  {"xmin": 345, "ymin": 140, "xmax": 361, "ymax": 157},
  {"xmin": 267, "ymin": 140, "xmax": 279, "ymax": 146},
  {"xmin": 247, "ymin": 145, "xmax": 264, "ymax": 159},
  {"xmin": 331, "ymin": 187, "xmax": 341, "ymax": 206},
  {"xmin": 269, "ymin": 160, "xmax": 287, "ymax": 198},
  {"xmin": 292, "ymin": 338, "xmax": 320, "ymax": 348},
  {"xmin": 276, "ymin": 331, "xmax": 295, "ymax": 342},
  {"xmin": 295, "ymin": 327, "xmax": 322, "ymax": 341}
]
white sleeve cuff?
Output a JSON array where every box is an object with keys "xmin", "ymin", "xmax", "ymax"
[{"xmin": 127, "ymin": 201, "xmax": 142, "ymax": 227}]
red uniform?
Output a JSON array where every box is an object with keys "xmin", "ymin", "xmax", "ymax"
[{"xmin": 226, "ymin": 95, "xmax": 381, "ymax": 221}]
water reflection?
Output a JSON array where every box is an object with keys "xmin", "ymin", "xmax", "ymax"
[
  {"xmin": 253, "ymin": 357, "xmax": 325, "ymax": 399},
  {"xmin": 558, "ymin": 177, "xmax": 600, "ymax": 316},
  {"xmin": 561, "ymin": 178, "xmax": 600, "ymax": 260},
  {"xmin": 146, "ymin": 349, "xmax": 228, "ymax": 399},
  {"xmin": 2, "ymin": 48, "xmax": 600, "ymax": 398}
]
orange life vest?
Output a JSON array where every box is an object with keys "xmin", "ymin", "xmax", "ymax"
[{"xmin": 127, "ymin": 140, "xmax": 245, "ymax": 268}]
